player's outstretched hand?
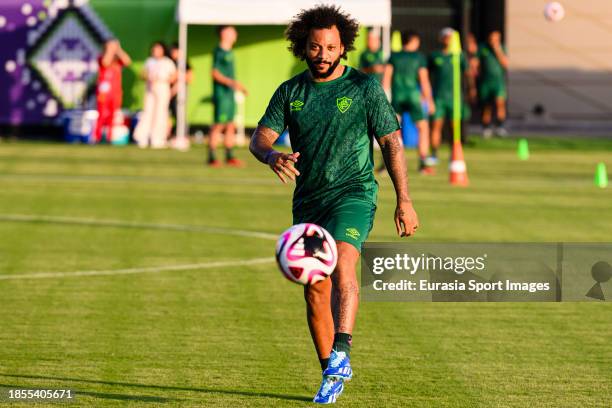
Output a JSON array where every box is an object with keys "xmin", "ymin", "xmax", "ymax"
[
  {"xmin": 235, "ymin": 81, "xmax": 248, "ymax": 95},
  {"xmin": 395, "ymin": 199, "xmax": 419, "ymax": 237},
  {"xmin": 428, "ymin": 100, "xmax": 436, "ymax": 115},
  {"xmin": 267, "ymin": 152, "xmax": 300, "ymax": 184}
]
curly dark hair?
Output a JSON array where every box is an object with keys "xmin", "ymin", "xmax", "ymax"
[
  {"xmin": 285, "ymin": 5, "xmax": 359, "ymax": 60},
  {"xmin": 401, "ymin": 29, "xmax": 420, "ymax": 46}
]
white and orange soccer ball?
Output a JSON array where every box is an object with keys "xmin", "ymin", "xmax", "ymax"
[
  {"xmin": 544, "ymin": 2, "xmax": 565, "ymax": 22},
  {"xmin": 275, "ymin": 223, "xmax": 338, "ymax": 285}
]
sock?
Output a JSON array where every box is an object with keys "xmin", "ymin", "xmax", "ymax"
[
  {"xmin": 225, "ymin": 147, "xmax": 235, "ymax": 161},
  {"xmin": 332, "ymin": 333, "xmax": 352, "ymax": 356},
  {"xmin": 419, "ymin": 155, "xmax": 426, "ymax": 170},
  {"xmin": 496, "ymin": 119, "xmax": 506, "ymax": 128},
  {"xmin": 431, "ymin": 148, "xmax": 438, "ymax": 158},
  {"xmin": 319, "ymin": 357, "xmax": 330, "ymax": 371},
  {"xmin": 208, "ymin": 148, "xmax": 217, "ymax": 163}
]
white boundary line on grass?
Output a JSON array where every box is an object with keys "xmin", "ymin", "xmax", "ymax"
[
  {"xmin": 0, "ymin": 257, "xmax": 275, "ymax": 281},
  {"xmin": 0, "ymin": 173, "xmax": 279, "ymax": 186},
  {"xmin": 0, "ymin": 214, "xmax": 278, "ymax": 240},
  {"xmin": 0, "ymin": 214, "xmax": 278, "ymax": 281}
]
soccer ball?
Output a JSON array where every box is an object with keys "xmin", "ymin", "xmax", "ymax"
[
  {"xmin": 544, "ymin": 2, "xmax": 565, "ymax": 22},
  {"xmin": 275, "ymin": 223, "xmax": 338, "ymax": 285}
]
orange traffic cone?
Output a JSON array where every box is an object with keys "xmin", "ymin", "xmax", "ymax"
[{"xmin": 449, "ymin": 141, "xmax": 469, "ymax": 186}]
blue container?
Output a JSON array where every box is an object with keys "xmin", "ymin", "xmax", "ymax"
[
  {"xmin": 274, "ymin": 129, "xmax": 291, "ymax": 147},
  {"xmin": 401, "ymin": 112, "xmax": 418, "ymax": 148},
  {"xmin": 63, "ymin": 110, "xmax": 97, "ymax": 144},
  {"xmin": 401, "ymin": 99, "xmax": 430, "ymax": 148},
  {"xmin": 111, "ymin": 126, "xmax": 130, "ymax": 145}
]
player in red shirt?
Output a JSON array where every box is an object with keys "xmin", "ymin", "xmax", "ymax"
[{"xmin": 93, "ymin": 39, "xmax": 131, "ymax": 143}]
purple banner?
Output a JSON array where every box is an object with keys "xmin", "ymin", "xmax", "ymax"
[{"xmin": 0, "ymin": 0, "xmax": 112, "ymax": 125}]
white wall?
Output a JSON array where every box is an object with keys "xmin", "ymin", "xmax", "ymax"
[{"xmin": 507, "ymin": 0, "xmax": 612, "ymax": 126}]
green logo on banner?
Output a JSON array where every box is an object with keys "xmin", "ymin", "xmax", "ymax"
[
  {"xmin": 290, "ymin": 100, "xmax": 304, "ymax": 112},
  {"xmin": 336, "ymin": 96, "xmax": 352, "ymax": 113}
]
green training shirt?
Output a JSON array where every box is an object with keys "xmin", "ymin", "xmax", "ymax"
[
  {"xmin": 213, "ymin": 46, "xmax": 235, "ymax": 99},
  {"xmin": 477, "ymin": 44, "xmax": 506, "ymax": 83},
  {"xmin": 388, "ymin": 50, "xmax": 427, "ymax": 99},
  {"xmin": 359, "ymin": 49, "xmax": 384, "ymax": 82},
  {"xmin": 259, "ymin": 66, "xmax": 400, "ymax": 214},
  {"xmin": 428, "ymin": 50, "xmax": 467, "ymax": 100}
]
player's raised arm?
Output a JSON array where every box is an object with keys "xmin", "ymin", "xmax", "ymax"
[
  {"xmin": 249, "ymin": 125, "xmax": 300, "ymax": 184},
  {"xmin": 116, "ymin": 42, "xmax": 132, "ymax": 66},
  {"xmin": 378, "ymin": 131, "xmax": 419, "ymax": 237},
  {"xmin": 101, "ymin": 40, "xmax": 119, "ymax": 67}
]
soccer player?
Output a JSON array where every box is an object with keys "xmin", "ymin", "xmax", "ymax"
[
  {"xmin": 358, "ymin": 28, "xmax": 384, "ymax": 82},
  {"xmin": 476, "ymin": 30, "xmax": 509, "ymax": 138},
  {"xmin": 209, "ymin": 25, "xmax": 248, "ymax": 167},
  {"xmin": 93, "ymin": 39, "xmax": 131, "ymax": 144},
  {"xmin": 382, "ymin": 30, "xmax": 435, "ymax": 174},
  {"xmin": 428, "ymin": 28, "xmax": 473, "ymax": 162},
  {"xmin": 249, "ymin": 6, "xmax": 419, "ymax": 404}
]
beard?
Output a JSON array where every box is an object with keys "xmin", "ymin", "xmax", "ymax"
[{"xmin": 306, "ymin": 55, "xmax": 342, "ymax": 79}]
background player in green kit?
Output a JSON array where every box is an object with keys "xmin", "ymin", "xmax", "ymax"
[
  {"xmin": 382, "ymin": 30, "xmax": 435, "ymax": 174},
  {"xmin": 428, "ymin": 28, "xmax": 474, "ymax": 163},
  {"xmin": 476, "ymin": 30, "xmax": 509, "ymax": 138},
  {"xmin": 209, "ymin": 25, "xmax": 248, "ymax": 167},
  {"xmin": 249, "ymin": 5, "xmax": 419, "ymax": 404},
  {"xmin": 358, "ymin": 28, "xmax": 384, "ymax": 82}
]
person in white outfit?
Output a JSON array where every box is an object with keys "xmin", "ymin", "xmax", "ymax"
[{"xmin": 134, "ymin": 41, "xmax": 177, "ymax": 149}]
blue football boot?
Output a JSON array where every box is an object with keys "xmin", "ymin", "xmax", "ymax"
[
  {"xmin": 313, "ymin": 376, "xmax": 344, "ymax": 404},
  {"xmin": 322, "ymin": 350, "xmax": 352, "ymax": 380}
]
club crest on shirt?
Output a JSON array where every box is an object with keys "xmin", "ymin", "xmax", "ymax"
[
  {"xmin": 290, "ymin": 100, "xmax": 304, "ymax": 112},
  {"xmin": 336, "ymin": 96, "xmax": 352, "ymax": 113}
]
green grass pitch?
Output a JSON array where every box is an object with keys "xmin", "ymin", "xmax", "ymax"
[{"xmin": 0, "ymin": 139, "xmax": 610, "ymax": 407}]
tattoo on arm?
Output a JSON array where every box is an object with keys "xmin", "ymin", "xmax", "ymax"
[
  {"xmin": 379, "ymin": 131, "xmax": 411, "ymax": 203},
  {"xmin": 249, "ymin": 125, "xmax": 280, "ymax": 164}
]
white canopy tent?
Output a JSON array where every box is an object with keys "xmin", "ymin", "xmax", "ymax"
[{"xmin": 174, "ymin": 0, "xmax": 392, "ymax": 143}]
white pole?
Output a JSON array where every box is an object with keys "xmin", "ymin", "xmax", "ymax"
[
  {"xmin": 176, "ymin": 21, "xmax": 188, "ymax": 147},
  {"xmin": 382, "ymin": 24, "xmax": 391, "ymax": 61},
  {"xmin": 235, "ymin": 91, "xmax": 246, "ymax": 147}
]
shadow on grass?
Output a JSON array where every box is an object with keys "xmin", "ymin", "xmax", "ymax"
[
  {"xmin": 0, "ymin": 382, "xmax": 172, "ymax": 403},
  {"xmin": 0, "ymin": 373, "xmax": 312, "ymax": 403}
]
